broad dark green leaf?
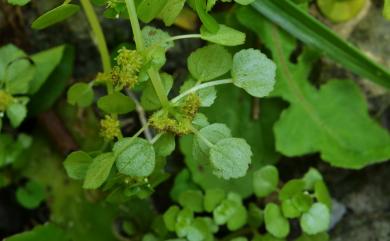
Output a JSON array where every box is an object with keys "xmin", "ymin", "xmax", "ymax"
[
  {"xmin": 32, "ymin": 4, "xmax": 80, "ymax": 30},
  {"xmin": 67, "ymin": 83, "xmax": 94, "ymax": 108},
  {"xmin": 264, "ymin": 203, "xmax": 290, "ymax": 238},
  {"xmin": 195, "ymin": 0, "xmax": 219, "ymax": 33},
  {"xmin": 237, "ymin": 8, "xmax": 390, "ymax": 168},
  {"xmin": 4, "ymin": 224, "xmax": 69, "ymax": 241},
  {"xmin": 83, "ymin": 153, "xmax": 115, "ymax": 189},
  {"xmin": 64, "ymin": 151, "xmax": 93, "ymax": 180},
  {"xmin": 253, "ymin": 165, "xmax": 279, "ymax": 197},
  {"xmin": 249, "ymin": 0, "xmax": 390, "ymax": 89}
]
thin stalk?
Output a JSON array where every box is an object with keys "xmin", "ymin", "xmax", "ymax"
[
  {"xmin": 150, "ymin": 133, "xmax": 163, "ymax": 145},
  {"xmin": 80, "ymin": 0, "xmax": 112, "ymax": 79},
  {"xmin": 168, "ymin": 34, "xmax": 201, "ymax": 42},
  {"xmin": 191, "ymin": 126, "xmax": 214, "ymax": 148},
  {"xmin": 124, "ymin": 0, "xmax": 170, "ymax": 108},
  {"xmin": 171, "ymin": 78, "xmax": 233, "ymax": 103},
  {"xmin": 126, "ymin": 89, "xmax": 153, "ymax": 141}
]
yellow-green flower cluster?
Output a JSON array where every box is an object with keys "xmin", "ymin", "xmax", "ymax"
[
  {"xmin": 113, "ymin": 47, "xmax": 144, "ymax": 89},
  {"xmin": 0, "ymin": 90, "xmax": 13, "ymax": 112},
  {"xmin": 150, "ymin": 94, "xmax": 201, "ymax": 136},
  {"xmin": 100, "ymin": 115, "xmax": 121, "ymax": 140}
]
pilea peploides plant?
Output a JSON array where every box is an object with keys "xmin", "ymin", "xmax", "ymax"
[
  {"xmin": 12, "ymin": 0, "xmax": 334, "ymax": 240},
  {"xmin": 64, "ymin": 0, "xmax": 277, "ymax": 194}
]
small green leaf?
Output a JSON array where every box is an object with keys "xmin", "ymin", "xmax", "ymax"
[
  {"xmin": 187, "ymin": 45, "xmax": 232, "ymax": 82},
  {"xmin": 29, "ymin": 45, "xmax": 65, "ymax": 94},
  {"xmin": 314, "ymin": 181, "xmax": 332, "ymax": 210},
  {"xmin": 213, "ymin": 199, "xmax": 238, "ymax": 225},
  {"xmin": 279, "ymin": 179, "xmax": 305, "ymax": 201},
  {"xmin": 210, "ymin": 138, "xmax": 252, "ymax": 179},
  {"xmin": 154, "ymin": 133, "xmax": 176, "ymax": 157},
  {"xmin": 158, "ymin": 0, "xmax": 186, "ymax": 26},
  {"xmin": 141, "ymin": 73, "xmax": 173, "ymax": 110},
  {"xmin": 97, "ymin": 92, "xmax": 135, "ymax": 114},
  {"xmin": 175, "ymin": 208, "xmax": 194, "ymax": 238},
  {"xmin": 16, "ymin": 180, "xmax": 45, "ymax": 209},
  {"xmin": 281, "ymin": 199, "xmax": 301, "ymax": 218},
  {"xmin": 5, "ymin": 58, "xmax": 36, "ymax": 95},
  {"xmin": 300, "ymin": 203, "xmax": 330, "ymax": 235},
  {"xmin": 142, "ymin": 26, "xmax": 174, "ymax": 50},
  {"xmin": 302, "ymin": 168, "xmax": 323, "ymax": 190},
  {"xmin": 292, "ymin": 193, "xmax": 313, "ymax": 213},
  {"xmin": 7, "ymin": 0, "xmax": 30, "ymax": 6},
  {"xmin": 137, "ymin": 0, "xmax": 168, "ymax": 23},
  {"xmin": 64, "ymin": 151, "xmax": 93, "ymax": 180},
  {"xmin": 32, "ymin": 4, "xmax": 80, "ymax": 30},
  {"xmin": 163, "ymin": 205, "xmax": 180, "ymax": 231},
  {"xmin": 248, "ymin": 203, "xmax": 264, "ymax": 229},
  {"xmin": 193, "ymin": 123, "xmax": 231, "ymax": 162},
  {"xmin": 67, "ymin": 83, "xmax": 94, "ymax": 108},
  {"xmin": 114, "ymin": 138, "xmax": 155, "ymax": 177},
  {"xmin": 204, "ymin": 188, "xmax": 225, "ymax": 212},
  {"xmin": 200, "ymin": 24, "xmax": 246, "ymax": 46},
  {"xmin": 253, "ymin": 165, "xmax": 279, "ymax": 197},
  {"xmin": 179, "ymin": 190, "xmax": 204, "ymax": 212},
  {"xmin": 195, "ymin": 0, "xmax": 220, "ymax": 33},
  {"xmin": 6, "ymin": 102, "xmax": 27, "ymax": 128},
  {"xmin": 186, "ymin": 218, "xmax": 212, "ymax": 241},
  {"xmin": 83, "ymin": 153, "xmax": 115, "ymax": 189},
  {"xmin": 227, "ymin": 205, "xmax": 247, "ymax": 231},
  {"xmin": 232, "ymin": 48, "xmax": 276, "ymax": 97},
  {"xmin": 264, "ymin": 203, "xmax": 290, "ymax": 238}
]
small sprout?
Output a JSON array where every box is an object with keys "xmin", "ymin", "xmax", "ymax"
[
  {"xmin": 100, "ymin": 115, "xmax": 121, "ymax": 140},
  {"xmin": 0, "ymin": 90, "xmax": 13, "ymax": 112}
]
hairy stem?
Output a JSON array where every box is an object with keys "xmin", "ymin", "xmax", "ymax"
[
  {"xmin": 124, "ymin": 0, "xmax": 170, "ymax": 108},
  {"xmin": 171, "ymin": 78, "xmax": 233, "ymax": 103},
  {"xmin": 168, "ymin": 34, "xmax": 202, "ymax": 42}
]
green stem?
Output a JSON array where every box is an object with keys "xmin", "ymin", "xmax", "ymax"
[
  {"xmin": 124, "ymin": 0, "xmax": 170, "ymax": 108},
  {"xmin": 191, "ymin": 125, "xmax": 214, "ymax": 148},
  {"xmin": 168, "ymin": 34, "xmax": 202, "ymax": 42},
  {"xmin": 80, "ymin": 0, "xmax": 113, "ymax": 94},
  {"xmin": 171, "ymin": 78, "xmax": 233, "ymax": 103}
]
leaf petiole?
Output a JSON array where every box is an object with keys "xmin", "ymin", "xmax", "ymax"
[
  {"xmin": 191, "ymin": 125, "xmax": 214, "ymax": 148},
  {"xmin": 171, "ymin": 78, "xmax": 233, "ymax": 104}
]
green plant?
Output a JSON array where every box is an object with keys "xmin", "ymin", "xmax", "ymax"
[{"xmin": 2, "ymin": 0, "xmax": 390, "ymax": 240}]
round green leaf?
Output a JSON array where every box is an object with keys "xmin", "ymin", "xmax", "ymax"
[
  {"xmin": 232, "ymin": 48, "xmax": 276, "ymax": 97},
  {"xmin": 97, "ymin": 92, "xmax": 135, "ymax": 114},
  {"xmin": 264, "ymin": 203, "xmax": 290, "ymax": 239},
  {"xmin": 137, "ymin": 0, "xmax": 168, "ymax": 23},
  {"xmin": 281, "ymin": 199, "xmax": 301, "ymax": 218},
  {"xmin": 213, "ymin": 199, "xmax": 238, "ymax": 225},
  {"xmin": 200, "ymin": 24, "xmax": 246, "ymax": 46},
  {"xmin": 175, "ymin": 208, "xmax": 194, "ymax": 238},
  {"xmin": 193, "ymin": 123, "xmax": 231, "ymax": 162},
  {"xmin": 179, "ymin": 190, "xmax": 204, "ymax": 212},
  {"xmin": 188, "ymin": 45, "xmax": 232, "ymax": 82},
  {"xmin": 32, "ymin": 4, "xmax": 81, "ymax": 30},
  {"xmin": 209, "ymin": 138, "xmax": 252, "ymax": 179},
  {"xmin": 67, "ymin": 83, "xmax": 94, "ymax": 108},
  {"xmin": 154, "ymin": 133, "xmax": 176, "ymax": 157},
  {"xmin": 227, "ymin": 205, "xmax": 247, "ymax": 231},
  {"xmin": 142, "ymin": 26, "xmax": 174, "ymax": 50},
  {"xmin": 83, "ymin": 153, "xmax": 115, "ymax": 189},
  {"xmin": 253, "ymin": 165, "xmax": 279, "ymax": 197},
  {"xmin": 16, "ymin": 180, "xmax": 45, "ymax": 209},
  {"xmin": 300, "ymin": 203, "xmax": 330, "ymax": 235},
  {"xmin": 248, "ymin": 203, "xmax": 264, "ymax": 229},
  {"xmin": 64, "ymin": 151, "xmax": 93, "ymax": 180},
  {"xmin": 279, "ymin": 179, "xmax": 305, "ymax": 201},
  {"xmin": 204, "ymin": 188, "xmax": 225, "ymax": 212},
  {"xmin": 114, "ymin": 137, "xmax": 155, "ymax": 177},
  {"xmin": 234, "ymin": 0, "xmax": 255, "ymax": 5},
  {"xmin": 163, "ymin": 205, "xmax": 180, "ymax": 231}
]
